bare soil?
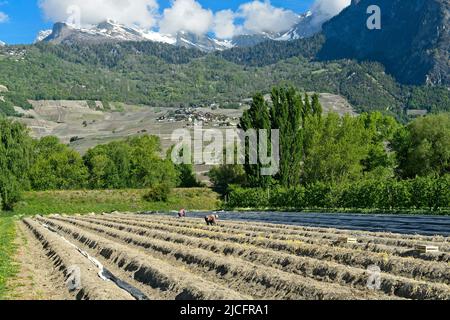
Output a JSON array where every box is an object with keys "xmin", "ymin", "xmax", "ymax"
[
  {"xmin": 16, "ymin": 219, "xmax": 134, "ymax": 300},
  {"xmin": 4, "ymin": 222, "xmax": 72, "ymax": 300},
  {"xmin": 10, "ymin": 213, "xmax": 450, "ymax": 300}
]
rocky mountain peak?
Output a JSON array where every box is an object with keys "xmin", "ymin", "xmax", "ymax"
[
  {"xmin": 319, "ymin": 0, "xmax": 450, "ymax": 85},
  {"xmin": 36, "ymin": 12, "xmax": 324, "ymax": 52}
]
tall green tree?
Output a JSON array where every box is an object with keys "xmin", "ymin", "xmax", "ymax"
[
  {"xmin": 239, "ymin": 93, "xmax": 272, "ymax": 187},
  {"xmin": 0, "ymin": 119, "xmax": 32, "ymax": 210},
  {"xmin": 30, "ymin": 136, "xmax": 88, "ymax": 190},
  {"xmin": 311, "ymin": 93, "xmax": 323, "ymax": 116},
  {"xmin": 166, "ymin": 145, "xmax": 201, "ymax": 188},
  {"xmin": 83, "ymin": 135, "xmax": 179, "ymax": 189},
  {"xmin": 270, "ymin": 87, "xmax": 304, "ymax": 187},
  {"xmin": 303, "ymin": 113, "xmax": 371, "ymax": 184},
  {"xmin": 84, "ymin": 142, "xmax": 132, "ymax": 189},
  {"xmin": 392, "ymin": 113, "xmax": 450, "ymax": 178},
  {"xmin": 303, "ymin": 93, "xmax": 312, "ymax": 123},
  {"xmin": 360, "ymin": 112, "xmax": 400, "ymax": 177}
]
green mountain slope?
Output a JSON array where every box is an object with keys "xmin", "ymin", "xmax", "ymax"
[{"xmin": 0, "ymin": 41, "xmax": 448, "ymax": 119}]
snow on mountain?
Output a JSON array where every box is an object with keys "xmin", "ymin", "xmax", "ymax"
[
  {"xmin": 174, "ymin": 31, "xmax": 232, "ymax": 52},
  {"xmin": 37, "ymin": 13, "xmax": 324, "ymax": 52},
  {"xmin": 35, "ymin": 30, "xmax": 53, "ymax": 43},
  {"xmin": 39, "ymin": 20, "xmax": 233, "ymax": 52},
  {"xmin": 229, "ymin": 12, "xmax": 322, "ymax": 47},
  {"xmin": 276, "ymin": 11, "xmax": 321, "ymax": 41},
  {"xmin": 95, "ymin": 20, "xmax": 176, "ymax": 44},
  {"xmin": 0, "ymin": 40, "xmax": 5, "ymax": 47},
  {"xmin": 40, "ymin": 20, "xmax": 174, "ymax": 45},
  {"xmin": 141, "ymin": 31, "xmax": 176, "ymax": 45}
]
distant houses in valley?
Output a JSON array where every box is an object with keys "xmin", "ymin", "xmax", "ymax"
[
  {"xmin": 407, "ymin": 109, "xmax": 428, "ymax": 118},
  {"xmin": 157, "ymin": 104, "xmax": 241, "ymax": 127}
]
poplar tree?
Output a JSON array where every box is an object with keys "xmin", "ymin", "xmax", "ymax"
[
  {"xmin": 312, "ymin": 93, "xmax": 323, "ymax": 116},
  {"xmin": 239, "ymin": 93, "xmax": 272, "ymax": 188},
  {"xmin": 270, "ymin": 87, "xmax": 304, "ymax": 187},
  {"xmin": 303, "ymin": 93, "xmax": 312, "ymax": 125}
]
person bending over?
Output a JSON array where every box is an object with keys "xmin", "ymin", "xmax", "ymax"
[{"xmin": 205, "ymin": 215, "xmax": 219, "ymax": 226}]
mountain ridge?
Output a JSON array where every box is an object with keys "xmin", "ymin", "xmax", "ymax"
[
  {"xmin": 37, "ymin": 11, "xmax": 321, "ymax": 52},
  {"xmin": 319, "ymin": 0, "xmax": 450, "ymax": 86},
  {"xmin": 1, "ymin": 1, "xmax": 449, "ymax": 118},
  {"xmin": 2, "ymin": 38, "xmax": 449, "ymax": 120}
]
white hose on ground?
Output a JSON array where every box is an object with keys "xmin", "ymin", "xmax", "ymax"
[{"xmin": 39, "ymin": 222, "xmax": 149, "ymax": 300}]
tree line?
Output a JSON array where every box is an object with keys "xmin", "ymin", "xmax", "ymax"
[
  {"xmin": 209, "ymin": 87, "xmax": 450, "ymax": 211},
  {"xmin": 1, "ymin": 85, "xmax": 449, "ymax": 212},
  {"xmin": 0, "ymin": 121, "xmax": 199, "ymax": 211},
  {"xmin": 226, "ymin": 177, "xmax": 450, "ymax": 212}
]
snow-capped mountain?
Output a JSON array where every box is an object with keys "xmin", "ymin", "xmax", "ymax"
[
  {"xmin": 175, "ymin": 31, "xmax": 233, "ymax": 51},
  {"xmin": 35, "ymin": 30, "xmax": 53, "ymax": 43},
  {"xmin": 38, "ymin": 14, "xmax": 324, "ymax": 52},
  {"xmin": 277, "ymin": 11, "xmax": 321, "ymax": 41},
  {"xmin": 40, "ymin": 20, "xmax": 175, "ymax": 45},
  {"xmin": 0, "ymin": 40, "xmax": 6, "ymax": 47},
  {"xmin": 230, "ymin": 12, "xmax": 322, "ymax": 46},
  {"xmin": 39, "ymin": 20, "xmax": 233, "ymax": 52}
]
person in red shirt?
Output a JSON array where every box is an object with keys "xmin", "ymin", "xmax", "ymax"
[{"xmin": 178, "ymin": 209, "xmax": 186, "ymax": 218}]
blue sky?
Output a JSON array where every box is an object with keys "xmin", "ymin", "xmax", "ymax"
[{"xmin": 0, "ymin": 0, "xmax": 315, "ymax": 44}]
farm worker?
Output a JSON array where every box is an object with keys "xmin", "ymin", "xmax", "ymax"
[
  {"xmin": 205, "ymin": 215, "xmax": 219, "ymax": 226},
  {"xmin": 178, "ymin": 209, "xmax": 186, "ymax": 218}
]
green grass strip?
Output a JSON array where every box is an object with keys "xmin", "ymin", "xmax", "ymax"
[{"xmin": 0, "ymin": 215, "xmax": 18, "ymax": 299}]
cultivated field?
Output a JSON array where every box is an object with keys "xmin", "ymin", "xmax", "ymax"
[{"xmin": 16, "ymin": 213, "xmax": 450, "ymax": 300}]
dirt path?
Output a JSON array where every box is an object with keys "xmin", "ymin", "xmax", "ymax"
[{"xmin": 5, "ymin": 221, "xmax": 72, "ymax": 300}]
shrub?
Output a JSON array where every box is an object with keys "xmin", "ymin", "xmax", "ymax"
[
  {"xmin": 227, "ymin": 186, "xmax": 269, "ymax": 208},
  {"xmin": 410, "ymin": 176, "xmax": 438, "ymax": 209},
  {"xmin": 0, "ymin": 175, "xmax": 22, "ymax": 211},
  {"xmin": 143, "ymin": 184, "xmax": 171, "ymax": 203},
  {"xmin": 269, "ymin": 187, "xmax": 306, "ymax": 208},
  {"xmin": 226, "ymin": 176, "xmax": 450, "ymax": 211},
  {"xmin": 304, "ymin": 182, "xmax": 333, "ymax": 208}
]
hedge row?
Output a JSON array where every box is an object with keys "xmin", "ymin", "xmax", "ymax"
[{"xmin": 227, "ymin": 176, "xmax": 450, "ymax": 211}]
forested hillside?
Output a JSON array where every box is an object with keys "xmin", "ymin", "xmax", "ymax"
[
  {"xmin": 0, "ymin": 40, "xmax": 449, "ymax": 119},
  {"xmin": 216, "ymin": 34, "xmax": 325, "ymax": 66}
]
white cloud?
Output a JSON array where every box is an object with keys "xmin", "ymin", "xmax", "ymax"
[
  {"xmin": 159, "ymin": 0, "xmax": 213, "ymax": 35},
  {"xmin": 0, "ymin": 11, "xmax": 8, "ymax": 23},
  {"xmin": 39, "ymin": 0, "xmax": 159, "ymax": 29},
  {"xmin": 213, "ymin": 10, "xmax": 239, "ymax": 39},
  {"xmin": 37, "ymin": 0, "xmax": 350, "ymax": 39},
  {"xmin": 238, "ymin": 1, "xmax": 300, "ymax": 35},
  {"xmin": 159, "ymin": 0, "xmax": 300, "ymax": 38},
  {"xmin": 310, "ymin": 0, "xmax": 351, "ymax": 26}
]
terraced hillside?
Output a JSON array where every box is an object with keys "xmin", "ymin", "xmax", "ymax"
[{"xmin": 16, "ymin": 214, "xmax": 450, "ymax": 300}]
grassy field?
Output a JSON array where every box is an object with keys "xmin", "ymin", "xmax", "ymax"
[
  {"xmin": 11, "ymin": 188, "xmax": 221, "ymax": 217},
  {"xmin": 0, "ymin": 214, "xmax": 18, "ymax": 299}
]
